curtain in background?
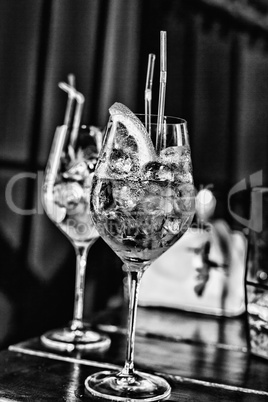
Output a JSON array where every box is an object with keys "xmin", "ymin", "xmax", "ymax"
[
  {"xmin": 0, "ymin": 0, "xmax": 143, "ymax": 348},
  {"xmin": 0, "ymin": 0, "xmax": 268, "ymax": 348}
]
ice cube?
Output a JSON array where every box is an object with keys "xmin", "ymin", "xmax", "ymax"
[
  {"xmin": 160, "ymin": 231, "xmax": 177, "ymax": 247},
  {"xmin": 95, "ymin": 180, "xmax": 114, "ymax": 211},
  {"xmin": 179, "ymin": 171, "xmax": 193, "ymax": 184},
  {"xmin": 151, "ymin": 214, "xmax": 165, "ymax": 232},
  {"xmin": 163, "ymin": 217, "xmax": 182, "ymax": 234},
  {"xmin": 174, "ymin": 183, "xmax": 195, "ymax": 213},
  {"xmin": 108, "ymin": 148, "xmax": 138, "ymax": 176},
  {"xmin": 103, "ymin": 209, "xmax": 125, "ymax": 238},
  {"xmin": 142, "ymin": 161, "xmax": 174, "ymax": 181},
  {"xmin": 160, "ymin": 198, "xmax": 174, "ymax": 214},
  {"xmin": 131, "ymin": 214, "xmax": 153, "ymax": 239},
  {"xmin": 63, "ymin": 160, "xmax": 89, "ymax": 181},
  {"xmin": 113, "ymin": 184, "xmax": 137, "ymax": 210},
  {"xmin": 161, "ymin": 147, "xmax": 193, "ymax": 181},
  {"xmin": 123, "ymin": 216, "xmax": 140, "ymax": 238},
  {"xmin": 111, "ymin": 180, "xmax": 125, "ymax": 199},
  {"xmin": 141, "ymin": 195, "xmax": 161, "ymax": 214},
  {"xmin": 145, "ymin": 182, "xmax": 163, "ymax": 196},
  {"xmin": 156, "ymin": 183, "xmax": 176, "ymax": 214},
  {"xmin": 160, "ymin": 146, "xmax": 191, "ymax": 165},
  {"xmin": 172, "ymin": 163, "xmax": 193, "ymax": 183},
  {"xmin": 54, "ymin": 182, "xmax": 84, "ymax": 210},
  {"xmin": 159, "ymin": 216, "xmax": 184, "ymax": 247},
  {"xmin": 129, "ymin": 181, "xmax": 146, "ymax": 202}
]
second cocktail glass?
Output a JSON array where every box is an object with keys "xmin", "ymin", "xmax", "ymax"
[
  {"xmin": 85, "ymin": 103, "xmax": 195, "ymax": 400},
  {"xmin": 41, "ymin": 123, "xmax": 110, "ymax": 352}
]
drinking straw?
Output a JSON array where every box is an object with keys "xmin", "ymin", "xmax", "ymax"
[
  {"xmin": 58, "ymin": 82, "xmax": 85, "ymax": 148},
  {"xmin": 49, "ymin": 125, "xmax": 68, "ymax": 184},
  {"xmin": 60, "ymin": 78, "xmax": 76, "ymax": 128},
  {"xmin": 156, "ymin": 31, "xmax": 167, "ymax": 153},
  {"xmin": 68, "ymin": 73, "xmax": 76, "ymax": 89},
  {"xmin": 144, "ymin": 53, "xmax": 156, "ymax": 135},
  {"xmin": 70, "ymin": 89, "xmax": 85, "ymax": 148}
]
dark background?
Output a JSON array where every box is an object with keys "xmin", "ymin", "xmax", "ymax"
[{"xmin": 1, "ymin": 0, "xmax": 268, "ymax": 349}]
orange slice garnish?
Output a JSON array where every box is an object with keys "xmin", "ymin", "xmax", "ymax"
[{"xmin": 108, "ymin": 102, "xmax": 156, "ymax": 167}]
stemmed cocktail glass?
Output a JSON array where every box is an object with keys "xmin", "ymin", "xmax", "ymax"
[
  {"xmin": 41, "ymin": 82, "xmax": 110, "ymax": 352},
  {"xmin": 84, "ymin": 102, "xmax": 195, "ymax": 400}
]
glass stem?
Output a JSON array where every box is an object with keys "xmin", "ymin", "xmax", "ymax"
[
  {"xmin": 121, "ymin": 270, "xmax": 143, "ymax": 377},
  {"xmin": 71, "ymin": 245, "xmax": 89, "ymax": 331}
]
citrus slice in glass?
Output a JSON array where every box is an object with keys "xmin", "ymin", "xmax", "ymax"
[{"xmin": 106, "ymin": 102, "xmax": 156, "ymax": 173}]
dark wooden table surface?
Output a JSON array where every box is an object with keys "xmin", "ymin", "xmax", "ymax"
[{"xmin": 0, "ymin": 306, "xmax": 268, "ymax": 401}]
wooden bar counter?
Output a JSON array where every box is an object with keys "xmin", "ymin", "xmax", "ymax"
[{"xmin": 0, "ymin": 306, "xmax": 268, "ymax": 401}]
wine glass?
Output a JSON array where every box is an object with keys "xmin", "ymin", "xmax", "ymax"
[
  {"xmin": 41, "ymin": 123, "xmax": 111, "ymax": 352},
  {"xmin": 84, "ymin": 103, "xmax": 195, "ymax": 400}
]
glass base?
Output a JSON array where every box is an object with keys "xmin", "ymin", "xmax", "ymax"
[
  {"xmin": 40, "ymin": 324, "xmax": 111, "ymax": 353},
  {"xmin": 84, "ymin": 369, "xmax": 171, "ymax": 401}
]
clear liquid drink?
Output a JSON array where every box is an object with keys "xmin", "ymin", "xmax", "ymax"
[{"xmin": 91, "ymin": 146, "xmax": 194, "ymax": 269}]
